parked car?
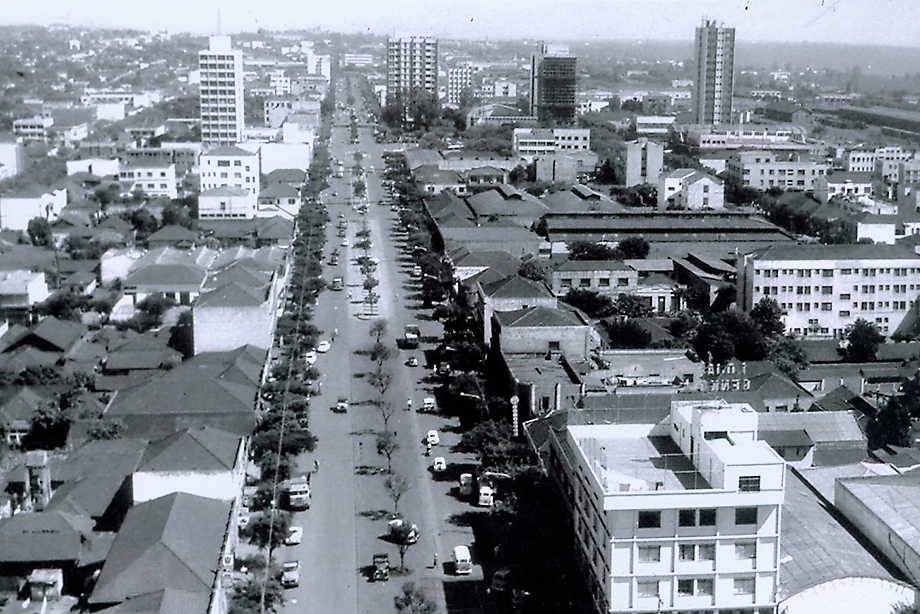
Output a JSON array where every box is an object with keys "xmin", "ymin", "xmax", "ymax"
[
  {"xmin": 432, "ymin": 457, "xmax": 447, "ymax": 473},
  {"xmin": 281, "ymin": 561, "xmax": 301, "ymax": 588},
  {"xmin": 405, "ymin": 356, "xmax": 419, "ymax": 367},
  {"xmin": 317, "ymin": 340, "xmax": 331, "ymax": 353},
  {"xmin": 372, "ymin": 553, "xmax": 390, "ymax": 581},
  {"xmin": 426, "ymin": 430, "xmax": 440, "ymax": 446},
  {"xmin": 334, "ymin": 397, "xmax": 348, "ymax": 413},
  {"xmin": 285, "ymin": 526, "xmax": 303, "ymax": 545},
  {"xmin": 304, "ymin": 350, "xmax": 317, "ymax": 365}
]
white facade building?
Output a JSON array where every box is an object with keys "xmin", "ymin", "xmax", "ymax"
[
  {"xmin": 693, "ymin": 20, "xmax": 735, "ymax": 124},
  {"xmin": 199, "ymin": 36, "xmax": 245, "ymax": 147},
  {"xmin": 387, "ymin": 36, "xmax": 438, "ymax": 95},
  {"xmin": 199, "ymin": 145, "xmax": 260, "ymax": 196},
  {"xmin": 543, "ymin": 399, "xmax": 784, "ymax": 614},
  {"xmin": 737, "ymin": 243, "xmax": 920, "ymax": 338},
  {"xmin": 513, "ymin": 128, "xmax": 591, "ymax": 158},
  {"xmin": 447, "ymin": 66, "xmax": 473, "ymax": 105},
  {"xmin": 658, "ymin": 168, "xmax": 724, "ymax": 211},
  {"xmin": 119, "ymin": 161, "xmax": 178, "ymax": 199}
]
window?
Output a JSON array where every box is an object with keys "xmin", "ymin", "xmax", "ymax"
[
  {"xmin": 733, "ymin": 578, "xmax": 755, "ymax": 595},
  {"xmin": 638, "ymin": 511, "xmax": 661, "ymax": 529},
  {"xmin": 579, "ymin": 278, "xmax": 591, "ymax": 287},
  {"xmin": 618, "ymin": 277, "xmax": 629, "ymax": 286},
  {"xmin": 679, "ymin": 509, "xmax": 696, "ymax": 527},
  {"xmin": 697, "ymin": 579, "xmax": 714, "ymax": 596},
  {"xmin": 217, "ymin": 160, "xmax": 230, "ymax": 167},
  {"xmin": 735, "ymin": 542, "xmax": 756, "ymax": 561},
  {"xmin": 738, "ymin": 476, "xmax": 761, "ymax": 492},
  {"xmin": 548, "ymin": 341, "xmax": 561, "ymax": 351},
  {"xmin": 637, "ymin": 580, "xmax": 658, "ymax": 598},
  {"xmin": 678, "ymin": 579, "xmax": 694, "ymax": 596},
  {"xmin": 735, "ymin": 507, "xmax": 757, "ymax": 525},
  {"xmin": 699, "ymin": 509, "xmax": 716, "ymax": 526},
  {"xmin": 679, "ymin": 544, "xmax": 695, "ymax": 561},
  {"xmin": 598, "ymin": 278, "xmax": 610, "ymax": 287},
  {"xmin": 638, "ymin": 545, "xmax": 660, "ymax": 563},
  {"xmin": 699, "ymin": 544, "xmax": 715, "ymax": 561},
  {"xmin": 561, "ymin": 278, "xmax": 572, "ymax": 288},
  {"xmin": 234, "ymin": 160, "xmax": 241, "ymax": 166}
]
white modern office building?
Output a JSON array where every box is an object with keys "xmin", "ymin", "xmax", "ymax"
[
  {"xmin": 693, "ymin": 20, "xmax": 735, "ymax": 125},
  {"xmin": 199, "ymin": 36, "xmax": 244, "ymax": 147}
]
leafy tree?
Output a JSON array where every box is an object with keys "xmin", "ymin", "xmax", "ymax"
[
  {"xmin": 562, "ymin": 289, "xmax": 613, "ymax": 319},
  {"xmin": 694, "ymin": 310, "xmax": 767, "ymax": 366},
  {"xmin": 36, "ymin": 292, "xmax": 90, "ymax": 321},
  {"xmin": 121, "ymin": 209, "xmax": 159, "ymax": 241},
  {"xmin": 618, "ymin": 183, "xmax": 657, "ymax": 207},
  {"xmin": 389, "ymin": 522, "xmax": 418, "ymax": 572},
  {"xmin": 603, "ymin": 319, "xmax": 652, "ymax": 349},
  {"xmin": 376, "ymin": 431, "xmax": 399, "ymax": 474},
  {"xmin": 668, "ymin": 312, "xmax": 699, "ymax": 341},
  {"xmin": 23, "ymin": 401, "xmax": 71, "ymax": 450},
  {"xmin": 229, "ymin": 576, "xmax": 284, "ymax": 614},
  {"xmin": 843, "ymin": 319, "xmax": 885, "ymax": 362},
  {"xmin": 370, "ymin": 319, "xmax": 388, "ymax": 343},
  {"xmin": 750, "ymin": 297, "xmax": 786, "ymax": 337},
  {"xmin": 614, "ymin": 236, "xmax": 650, "ymax": 259},
  {"xmin": 385, "ymin": 473, "xmax": 409, "ymax": 514},
  {"xmin": 455, "ymin": 419, "xmax": 535, "ymax": 474},
  {"xmin": 27, "ymin": 217, "xmax": 53, "ymax": 247},
  {"xmin": 765, "ymin": 335, "xmax": 809, "ymax": 378},
  {"xmin": 394, "ymin": 581, "xmax": 437, "ymax": 614},
  {"xmin": 85, "ymin": 418, "xmax": 125, "ymax": 441},
  {"xmin": 518, "ymin": 260, "xmax": 547, "ymax": 282},
  {"xmin": 868, "ymin": 396, "xmax": 912, "ymax": 449},
  {"xmin": 369, "ymin": 341, "xmax": 393, "ymax": 368},
  {"xmin": 611, "ymin": 295, "xmax": 655, "ymax": 318},
  {"xmin": 418, "ymin": 132, "xmax": 444, "ymax": 149},
  {"xmin": 241, "ymin": 510, "xmax": 291, "ymax": 550},
  {"xmin": 568, "ymin": 241, "xmax": 619, "ymax": 261}
]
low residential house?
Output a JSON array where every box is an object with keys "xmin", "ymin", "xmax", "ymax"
[
  {"xmin": 475, "ymin": 274, "xmax": 557, "ymax": 342},
  {"xmin": 61, "ymin": 270, "xmax": 98, "ymax": 296},
  {"xmin": 814, "ymin": 172, "xmax": 874, "ymax": 205},
  {"xmin": 0, "ymin": 270, "xmax": 50, "ymax": 324},
  {"xmin": 0, "ymin": 187, "xmax": 67, "ymax": 231},
  {"xmin": 552, "ymin": 260, "xmax": 638, "ymax": 296},
  {"xmin": 0, "ymin": 511, "xmax": 112, "ymax": 596},
  {"xmin": 414, "ymin": 165, "xmax": 466, "ymax": 196},
  {"xmin": 255, "ymin": 216, "xmax": 295, "ymax": 247},
  {"xmin": 439, "ymin": 221, "xmax": 542, "ymax": 259},
  {"xmin": 492, "ymin": 305, "xmax": 598, "ymax": 359},
  {"xmin": 1, "ymin": 317, "xmax": 86, "ymax": 356},
  {"xmin": 133, "ymin": 427, "xmax": 246, "ymax": 503},
  {"xmin": 465, "ymin": 166, "xmax": 507, "ymax": 191},
  {"xmin": 657, "ymin": 168, "xmax": 724, "ymax": 211},
  {"xmin": 257, "ymin": 183, "xmax": 301, "ymax": 218},
  {"xmin": 265, "ymin": 168, "xmax": 306, "ymax": 187},
  {"xmin": 763, "ymin": 101, "xmax": 811, "ymax": 124},
  {"xmin": 122, "ymin": 247, "xmax": 215, "ymax": 305},
  {"xmin": 193, "ymin": 281, "xmax": 276, "ymax": 354},
  {"xmin": 100, "ymin": 247, "xmax": 145, "ymax": 287},
  {"xmin": 88, "ymin": 492, "xmax": 233, "ymax": 612},
  {"xmin": 586, "ymin": 348, "xmax": 703, "ymax": 391},
  {"xmin": 102, "ymin": 333, "xmax": 183, "ymax": 376},
  {"xmin": 0, "ymin": 387, "xmax": 48, "ymax": 447},
  {"xmin": 146, "ymin": 225, "xmax": 198, "ymax": 250},
  {"xmin": 501, "ymin": 353, "xmax": 584, "ymax": 422},
  {"xmin": 103, "ymin": 346, "xmax": 264, "ymax": 440},
  {"xmin": 447, "ymin": 248, "xmax": 522, "ymax": 282},
  {"xmin": 540, "ymin": 185, "xmax": 626, "ymax": 215}
]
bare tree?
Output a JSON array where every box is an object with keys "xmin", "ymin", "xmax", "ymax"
[
  {"xmin": 367, "ymin": 364, "xmax": 393, "ymax": 397},
  {"xmin": 376, "ymin": 431, "xmax": 399, "ymax": 473},
  {"xmin": 385, "ymin": 473, "xmax": 409, "ymax": 514},
  {"xmin": 373, "ymin": 398, "xmax": 397, "ymax": 432},
  {"xmin": 370, "ymin": 319, "xmax": 388, "ymax": 343}
]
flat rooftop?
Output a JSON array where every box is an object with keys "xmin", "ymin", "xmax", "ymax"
[{"xmin": 570, "ymin": 425, "xmax": 710, "ymax": 493}]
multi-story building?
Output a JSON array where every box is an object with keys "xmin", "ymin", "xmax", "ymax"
[
  {"xmin": 13, "ymin": 116, "xmax": 53, "ymax": 142},
  {"xmin": 492, "ymin": 79, "xmax": 517, "ymax": 98},
  {"xmin": 540, "ymin": 399, "xmax": 784, "ymax": 614},
  {"xmin": 677, "ymin": 124, "xmax": 811, "ymax": 153},
  {"xmin": 813, "ymin": 172, "xmax": 874, "ymax": 205},
  {"xmin": 724, "ymin": 151, "xmax": 828, "ymax": 191},
  {"xmin": 625, "ymin": 139, "xmax": 664, "ymax": 187},
  {"xmin": 845, "ymin": 148, "xmax": 877, "ymax": 173},
  {"xmin": 447, "ymin": 66, "xmax": 473, "ymax": 106},
  {"xmin": 387, "ymin": 36, "xmax": 438, "ymax": 96},
  {"xmin": 118, "ymin": 161, "xmax": 179, "ymax": 199},
  {"xmin": 199, "ymin": 36, "xmax": 244, "ymax": 147},
  {"xmin": 658, "ymin": 169, "xmax": 724, "ymax": 211},
  {"xmin": 693, "ymin": 20, "xmax": 735, "ymax": 124},
  {"xmin": 342, "ymin": 53, "xmax": 375, "ymax": 67},
  {"xmin": 737, "ymin": 243, "xmax": 920, "ymax": 338},
  {"xmin": 530, "ymin": 44, "xmax": 577, "ymax": 124},
  {"xmin": 512, "ymin": 128, "xmax": 590, "ymax": 158},
  {"xmin": 199, "ymin": 145, "xmax": 260, "ymax": 196}
]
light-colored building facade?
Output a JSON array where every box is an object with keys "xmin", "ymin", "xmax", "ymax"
[
  {"xmin": 813, "ymin": 172, "xmax": 874, "ymax": 205},
  {"xmin": 387, "ymin": 36, "xmax": 438, "ymax": 95},
  {"xmin": 693, "ymin": 20, "xmax": 735, "ymax": 124},
  {"xmin": 737, "ymin": 243, "xmax": 920, "ymax": 338},
  {"xmin": 447, "ymin": 66, "xmax": 473, "ymax": 106},
  {"xmin": 625, "ymin": 139, "xmax": 664, "ymax": 188},
  {"xmin": 0, "ymin": 139, "xmax": 27, "ymax": 180},
  {"xmin": 725, "ymin": 151, "xmax": 828, "ymax": 191},
  {"xmin": 513, "ymin": 128, "xmax": 590, "ymax": 158},
  {"xmin": 198, "ymin": 186, "xmax": 258, "ymax": 220},
  {"xmin": 199, "ymin": 145, "xmax": 260, "ymax": 196},
  {"xmin": 13, "ymin": 116, "xmax": 53, "ymax": 142},
  {"xmin": 658, "ymin": 169, "xmax": 724, "ymax": 211},
  {"xmin": 0, "ymin": 187, "xmax": 67, "ymax": 231},
  {"xmin": 541, "ymin": 399, "xmax": 784, "ymax": 614},
  {"xmin": 199, "ymin": 35, "xmax": 245, "ymax": 147},
  {"xmin": 118, "ymin": 161, "xmax": 179, "ymax": 199}
]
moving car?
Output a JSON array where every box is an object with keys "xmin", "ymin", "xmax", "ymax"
[
  {"xmin": 405, "ymin": 356, "xmax": 419, "ymax": 367},
  {"xmin": 285, "ymin": 526, "xmax": 303, "ymax": 545},
  {"xmin": 426, "ymin": 430, "xmax": 440, "ymax": 446},
  {"xmin": 281, "ymin": 561, "xmax": 301, "ymax": 588},
  {"xmin": 372, "ymin": 553, "xmax": 390, "ymax": 581},
  {"xmin": 432, "ymin": 457, "xmax": 447, "ymax": 473},
  {"xmin": 334, "ymin": 397, "xmax": 348, "ymax": 413},
  {"xmin": 317, "ymin": 340, "xmax": 331, "ymax": 353}
]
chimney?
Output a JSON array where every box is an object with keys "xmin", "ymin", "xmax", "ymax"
[{"xmin": 25, "ymin": 451, "xmax": 52, "ymax": 511}]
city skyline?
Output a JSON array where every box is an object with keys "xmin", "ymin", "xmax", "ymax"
[{"xmin": 2, "ymin": 0, "xmax": 917, "ymax": 48}]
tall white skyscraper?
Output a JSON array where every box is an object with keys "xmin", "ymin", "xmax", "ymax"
[
  {"xmin": 199, "ymin": 36, "xmax": 244, "ymax": 148},
  {"xmin": 386, "ymin": 36, "xmax": 438, "ymax": 96},
  {"xmin": 693, "ymin": 20, "xmax": 735, "ymax": 125}
]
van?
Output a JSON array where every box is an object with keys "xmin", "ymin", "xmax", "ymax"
[
  {"xmin": 459, "ymin": 473, "xmax": 473, "ymax": 497},
  {"xmin": 452, "ymin": 545, "xmax": 472, "ymax": 575},
  {"xmin": 478, "ymin": 485, "xmax": 494, "ymax": 508},
  {"xmin": 422, "ymin": 397, "xmax": 436, "ymax": 413}
]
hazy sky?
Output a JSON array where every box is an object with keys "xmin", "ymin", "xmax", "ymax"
[{"xmin": 2, "ymin": 0, "xmax": 917, "ymax": 47}]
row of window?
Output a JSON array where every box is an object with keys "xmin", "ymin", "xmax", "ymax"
[
  {"xmin": 638, "ymin": 507, "xmax": 758, "ymax": 529},
  {"xmin": 637, "ymin": 577, "xmax": 756, "ymax": 598},
  {"xmin": 560, "ymin": 277, "xmax": 632, "ymax": 288},
  {"xmin": 758, "ymin": 284, "xmax": 913, "ymax": 295},
  {"xmin": 772, "ymin": 301, "xmax": 909, "ymax": 313},
  {"xmin": 638, "ymin": 541, "xmax": 756, "ymax": 564},
  {"xmin": 759, "ymin": 267, "xmax": 918, "ymax": 277}
]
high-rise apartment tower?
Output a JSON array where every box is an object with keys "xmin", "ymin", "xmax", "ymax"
[
  {"xmin": 199, "ymin": 36, "xmax": 244, "ymax": 147},
  {"xmin": 387, "ymin": 36, "xmax": 438, "ymax": 96},
  {"xmin": 530, "ymin": 44, "xmax": 577, "ymax": 124},
  {"xmin": 693, "ymin": 20, "xmax": 735, "ymax": 125}
]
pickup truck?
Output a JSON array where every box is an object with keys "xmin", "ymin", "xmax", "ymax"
[{"xmin": 404, "ymin": 325, "xmax": 420, "ymax": 348}]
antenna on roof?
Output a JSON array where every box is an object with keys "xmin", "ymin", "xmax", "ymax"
[{"xmin": 216, "ymin": 8, "xmax": 222, "ymax": 36}]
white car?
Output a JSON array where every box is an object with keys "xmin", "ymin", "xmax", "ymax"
[
  {"xmin": 426, "ymin": 430, "xmax": 440, "ymax": 446},
  {"xmin": 304, "ymin": 350, "xmax": 317, "ymax": 365},
  {"xmin": 432, "ymin": 457, "xmax": 447, "ymax": 473},
  {"xmin": 317, "ymin": 340, "xmax": 331, "ymax": 353},
  {"xmin": 285, "ymin": 526, "xmax": 303, "ymax": 545},
  {"xmin": 341, "ymin": 238, "xmax": 348, "ymax": 247}
]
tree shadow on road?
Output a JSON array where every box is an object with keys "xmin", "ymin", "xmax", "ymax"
[
  {"xmin": 358, "ymin": 508, "xmax": 391, "ymax": 520},
  {"xmin": 350, "ymin": 429, "xmax": 376, "ymax": 436},
  {"xmin": 447, "ymin": 510, "xmax": 487, "ymax": 527},
  {"xmin": 355, "ymin": 465, "xmax": 386, "ymax": 476}
]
